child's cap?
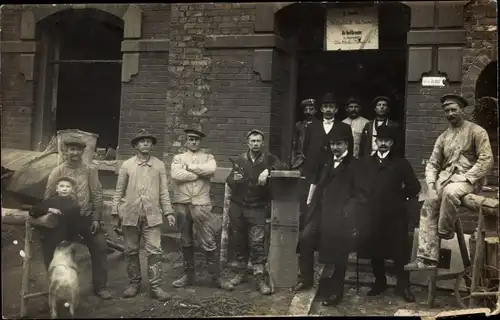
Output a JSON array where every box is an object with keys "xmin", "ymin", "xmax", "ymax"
[{"xmin": 55, "ymin": 176, "xmax": 77, "ymax": 187}]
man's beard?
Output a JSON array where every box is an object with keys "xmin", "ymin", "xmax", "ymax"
[
  {"xmin": 304, "ymin": 113, "xmax": 314, "ymax": 120},
  {"xmin": 348, "ymin": 112, "xmax": 359, "ymax": 119}
]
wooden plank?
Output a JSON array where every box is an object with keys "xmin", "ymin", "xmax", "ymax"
[{"xmin": 219, "ymin": 183, "xmax": 232, "ymax": 267}]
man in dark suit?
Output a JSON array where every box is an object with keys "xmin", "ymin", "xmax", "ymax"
[
  {"xmin": 291, "ymin": 126, "xmax": 366, "ymax": 308},
  {"xmin": 359, "ymin": 96, "xmax": 402, "ymax": 158},
  {"xmin": 356, "ymin": 126, "xmax": 421, "ymax": 302}
]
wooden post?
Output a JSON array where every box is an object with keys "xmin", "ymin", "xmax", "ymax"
[
  {"xmin": 268, "ymin": 170, "xmax": 301, "ymax": 288},
  {"xmin": 219, "ymin": 183, "xmax": 232, "ymax": 268},
  {"xmin": 20, "ymin": 219, "xmax": 33, "ymax": 318}
]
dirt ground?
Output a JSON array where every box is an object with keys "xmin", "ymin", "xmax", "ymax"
[{"xmin": 1, "ymin": 223, "xmax": 294, "ymax": 318}]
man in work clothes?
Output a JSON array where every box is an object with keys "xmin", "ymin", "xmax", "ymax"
[
  {"xmin": 170, "ymin": 129, "xmax": 233, "ymax": 290},
  {"xmin": 226, "ymin": 129, "xmax": 288, "ymax": 295},
  {"xmin": 405, "ymin": 94, "xmax": 493, "ymax": 271},
  {"xmin": 291, "ymin": 126, "xmax": 367, "ymax": 307},
  {"xmin": 359, "ymin": 96, "xmax": 402, "ymax": 158},
  {"xmin": 342, "ymin": 96, "xmax": 370, "ymax": 159},
  {"xmin": 357, "ymin": 126, "xmax": 421, "ymax": 302},
  {"xmin": 291, "ymin": 98, "xmax": 320, "ymax": 169},
  {"xmin": 111, "ymin": 129, "xmax": 176, "ymax": 301},
  {"xmin": 45, "ymin": 137, "xmax": 112, "ymax": 300}
]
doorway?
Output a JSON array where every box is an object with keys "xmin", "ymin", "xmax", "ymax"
[
  {"xmin": 33, "ymin": 9, "xmax": 124, "ymax": 151},
  {"xmin": 273, "ymin": 2, "xmax": 410, "ymax": 160}
]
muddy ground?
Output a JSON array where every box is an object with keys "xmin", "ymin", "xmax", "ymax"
[
  {"xmin": 2, "ymin": 221, "xmax": 471, "ymax": 318},
  {"xmin": 1, "ymin": 222, "xmax": 295, "ymax": 318}
]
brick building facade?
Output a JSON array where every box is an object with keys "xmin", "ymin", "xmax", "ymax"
[{"xmin": 1, "ymin": 2, "xmax": 498, "ymax": 225}]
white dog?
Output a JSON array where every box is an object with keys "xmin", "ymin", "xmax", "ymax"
[{"xmin": 48, "ymin": 240, "xmax": 80, "ymax": 319}]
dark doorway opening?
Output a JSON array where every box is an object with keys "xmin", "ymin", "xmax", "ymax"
[
  {"xmin": 273, "ymin": 2, "xmax": 410, "ymax": 160},
  {"xmin": 294, "ymin": 3, "xmax": 409, "ymax": 126},
  {"xmin": 34, "ymin": 9, "xmax": 123, "ymax": 151}
]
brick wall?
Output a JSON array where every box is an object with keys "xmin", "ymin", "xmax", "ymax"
[{"xmin": 1, "ymin": 8, "xmax": 33, "ymax": 149}]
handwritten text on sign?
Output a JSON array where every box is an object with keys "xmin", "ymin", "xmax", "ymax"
[{"xmin": 326, "ymin": 6, "xmax": 379, "ymax": 51}]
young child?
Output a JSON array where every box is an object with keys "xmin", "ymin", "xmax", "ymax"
[{"xmin": 29, "ymin": 176, "xmax": 82, "ymax": 270}]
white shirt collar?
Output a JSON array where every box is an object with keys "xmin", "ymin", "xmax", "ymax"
[
  {"xmin": 323, "ymin": 118, "xmax": 334, "ymax": 124},
  {"xmin": 377, "ymin": 150, "xmax": 390, "ymax": 159}
]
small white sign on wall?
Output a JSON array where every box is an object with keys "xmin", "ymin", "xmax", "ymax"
[
  {"xmin": 421, "ymin": 76, "xmax": 447, "ymax": 87},
  {"xmin": 325, "ymin": 6, "xmax": 379, "ymax": 51}
]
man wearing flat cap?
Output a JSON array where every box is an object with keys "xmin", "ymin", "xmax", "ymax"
[
  {"xmin": 226, "ymin": 129, "xmax": 288, "ymax": 295},
  {"xmin": 112, "ymin": 129, "xmax": 175, "ymax": 301},
  {"xmin": 291, "ymin": 98, "xmax": 320, "ymax": 169},
  {"xmin": 405, "ymin": 94, "xmax": 493, "ymax": 271},
  {"xmin": 342, "ymin": 96, "xmax": 369, "ymax": 159},
  {"xmin": 291, "ymin": 125, "xmax": 366, "ymax": 307},
  {"xmin": 357, "ymin": 126, "xmax": 421, "ymax": 302},
  {"xmin": 45, "ymin": 136, "xmax": 112, "ymax": 300},
  {"xmin": 170, "ymin": 129, "xmax": 234, "ymax": 291},
  {"xmin": 359, "ymin": 96, "xmax": 402, "ymax": 158}
]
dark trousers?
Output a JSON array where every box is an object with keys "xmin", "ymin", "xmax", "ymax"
[
  {"xmin": 320, "ymin": 256, "xmax": 349, "ymax": 297},
  {"xmin": 297, "ymin": 207, "xmax": 321, "ymax": 283},
  {"xmin": 38, "ymin": 216, "xmax": 109, "ymax": 292},
  {"xmin": 370, "ymin": 256, "xmax": 410, "ymax": 289},
  {"xmin": 229, "ymin": 201, "xmax": 268, "ymax": 274}
]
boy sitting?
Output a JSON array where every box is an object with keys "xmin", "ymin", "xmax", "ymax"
[{"xmin": 29, "ymin": 176, "xmax": 82, "ymax": 270}]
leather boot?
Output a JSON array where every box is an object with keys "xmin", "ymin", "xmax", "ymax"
[
  {"xmin": 255, "ymin": 272, "xmax": 272, "ymax": 295},
  {"xmin": 290, "ymin": 255, "xmax": 314, "ymax": 292},
  {"xmin": 205, "ymin": 250, "xmax": 234, "ymax": 291},
  {"xmin": 172, "ymin": 246, "xmax": 195, "ymax": 288},
  {"xmin": 124, "ymin": 254, "xmax": 142, "ymax": 298},
  {"xmin": 367, "ymin": 278, "xmax": 387, "ymax": 296},
  {"xmin": 148, "ymin": 254, "xmax": 172, "ymax": 301}
]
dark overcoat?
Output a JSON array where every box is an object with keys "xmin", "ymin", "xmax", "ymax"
[
  {"xmin": 301, "ymin": 119, "xmax": 354, "ymax": 183},
  {"xmin": 356, "ymin": 152, "xmax": 421, "ymax": 260},
  {"xmin": 359, "ymin": 119, "xmax": 402, "ymax": 158},
  {"xmin": 299, "ymin": 156, "xmax": 367, "ymax": 264}
]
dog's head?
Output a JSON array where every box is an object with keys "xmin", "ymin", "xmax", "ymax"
[{"xmin": 55, "ymin": 240, "xmax": 77, "ymax": 259}]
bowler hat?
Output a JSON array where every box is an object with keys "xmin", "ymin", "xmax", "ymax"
[
  {"xmin": 346, "ymin": 96, "xmax": 362, "ymax": 106},
  {"xmin": 246, "ymin": 129, "xmax": 265, "ymax": 139},
  {"xmin": 321, "ymin": 93, "xmax": 337, "ymax": 104},
  {"xmin": 63, "ymin": 137, "xmax": 87, "ymax": 149},
  {"xmin": 375, "ymin": 126, "xmax": 394, "ymax": 140},
  {"xmin": 131, "ymin": 129, "xmax": 158, "ymax": 147},
  {"xmin": 372, "ymin": 96, "xmax": 391, "ymax": 105},
  {"xmin": 329, "ymin": 126, "xmax": 351, "ymax": 143},
  {"xmin": 300, "ymin": 98, "xmax": 316, "ymax": 108},
  {"xmin": 440, "ymin": 94, "xmax": 468, "ymax": 109},
  {"xmin": 184, "ymin": 129, "xmax": 206, "ymax": 138}
]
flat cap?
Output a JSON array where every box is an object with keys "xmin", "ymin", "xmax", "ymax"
[
  {"xmin": 184, "ymin": 129, "xmax": 206, "ymax": 138},
  {"xmin": 440, "ymin": 94, "xmax": 468, "ymax": 109},
  {"xmin": 63, "ymin": 137, "xmax": 87, "ymax": 149},
  {"xmin": 346, "ymin": 96, "xmax": 362, "ymax": 106},
  {"xmin": 131, "ymin": 129, "xmax": 158, "ymax": 146},
  {"xmin": 246, "ymin": 129, "xmax": 265, "ymax": 139},
  {"xmin": 372, "ymin": 96, "xmax": 391, "ymax": 105},
  {"xmin": 300, "ymin": 98, "xmax": 316, "ymax": 108},
  {"xmin": 321, "ymin": 93, "xmax": 337, "ymax": 104},
  {"xmin": 55, "ymin": 176, "xmax": 77, "ymax": 187}
]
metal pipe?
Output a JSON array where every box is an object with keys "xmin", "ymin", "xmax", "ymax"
[{"xmin": 49, "ymin": 60, "xmax": 122, "ymax": 64}]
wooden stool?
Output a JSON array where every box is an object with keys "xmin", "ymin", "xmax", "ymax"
[
  {"xmin": 20, "ymin": 219, "xmax": 49, "ymax": 318},
  {"xmin": 426, "ymin": 217, "xmax": 471, "ymax": 308}
]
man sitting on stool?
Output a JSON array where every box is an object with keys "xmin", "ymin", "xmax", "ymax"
[{"xmin": 405, "ymin": 94, "xmax": 493, "ymax": 271}]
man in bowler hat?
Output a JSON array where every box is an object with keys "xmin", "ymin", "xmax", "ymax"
[
  {"xmin": 171, "ymin": 129, "xmax": 234, "ymax": 290},
  {"xmin": 359, "ymin": 96, "xmax": 402, "ymax": 158},
  {"xmin": 356, "ymin": 126, "xmax": 421, "ymax": 302},
  {"xmin": 112, "ymin": 129, "xmax": 176, "ymax": 301},
  {"xmin": 405, "ymin": 94, "xmax": 493, "ymax": 271}
]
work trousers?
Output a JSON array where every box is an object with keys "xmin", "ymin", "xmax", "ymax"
[
  {"xmin": 417, "ymin": 179, "xmax": 475, "ymax": 263},
  {"xmin": 38, "ymin": 215, "xmax": 109, "ymax": 293},
  {"xmin": 122, "ymin": 215, "xmax": 163, "ymax": 257},
  {"xmin": 229, "ymin": 201, "xmax": 268, "ymax": 275},
  {"xmin": 175, "ymin": 203, "xmax": 220, "ymax": 252}
]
